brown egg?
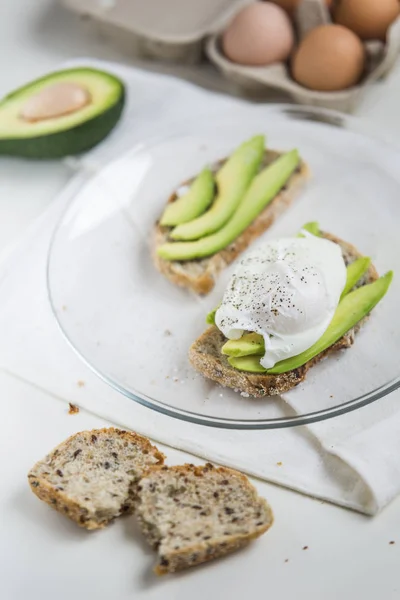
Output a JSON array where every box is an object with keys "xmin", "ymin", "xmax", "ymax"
[
  {"xmin": 222, "ymin": 3, "xmax": 294, "ymax": 67},
  {"xmin": 292, "ymin": 24, "xmax": 365, "ymax": 91},
  {"xmin": 334, "ymin": 0, "xmax": 399, "ymax": 41},
  {"xmin": 269, "ymin": 0, "xmax": 332, "ymax": 12}
]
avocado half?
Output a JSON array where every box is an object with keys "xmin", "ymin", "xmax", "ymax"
[{"xmin": 0, "ymin": 67, "xmax": 125, "ymax": 159}]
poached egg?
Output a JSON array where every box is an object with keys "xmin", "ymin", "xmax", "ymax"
[{"xmin": 215, "ymin": 234, "xmax": 347, "ymax": 369}]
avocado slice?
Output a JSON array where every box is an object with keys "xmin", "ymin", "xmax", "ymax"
[
  {"xmin": 169, "ymin": 135, "xmax": 265, "ymax": 240},
  {"xmin": 297, "ymin": 221, "xmax": 320, "ymax": 237},
  {"xmin": 228, "ymin": 354, "xmax": 267, "ymax": 373},
  {"xmin": 222, "ymin": 333, "xmax": 264, "ymax": 357},
  {"xmin": 206, "ymin": 306, "xmax": 219, "ymax": 325},
  {"xmin": 158, "ymin": 149, "xmax": 300, "ymax": 261},
  {"xmin": 228, "ymin": 271, "xmax": 393, "ymax": 374},
  {"xmin": 340, "ymin": 257, "xmax": 371, "ymax": 299},
  {"xmin": 0, "ymin": 67, "xmax": 125, "ymax": 159},
  {"xmin": 160, "ymin": 168, "xmax": 215, "ymax": 227}
]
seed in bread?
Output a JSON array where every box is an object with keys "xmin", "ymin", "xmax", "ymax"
[
  {"xmin": 28, "ymin": 428, "xmax": 165, "ymax": 530},
  {"xmin": 134, "ymin": 463, "xmax": 273, "ymax": 574}
]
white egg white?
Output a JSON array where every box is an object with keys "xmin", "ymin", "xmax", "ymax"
[{"xmin": 215, "ymin": 235, "xmax": 347, "ymax": 369}]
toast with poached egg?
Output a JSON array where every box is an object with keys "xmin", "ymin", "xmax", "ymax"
[{"xmin": 189, "ymin": 228, "xmax": 392, "ymax": 397}]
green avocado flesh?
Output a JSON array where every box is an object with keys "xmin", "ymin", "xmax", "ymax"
[
  {"xmin": 160, "ymin": 168, "xmax": 215, "ymax": 226},
  {"xmin": 170, "ymin": 135, "xmax": 265, "ymax": 241},
  {"xmin": 341, "ymin": 257, "xmax": 371, "ymax": 299},
  {"xmin": 228, "ymin": 355, "xmax": 267, "ymax": 373},
  {"xmin": 228, "ymin": 271, "xmax": 393, "ymax": 374},
  {"xmin": 157, "ymin": 149, "xmax": 299, "ymax": 261},
  {"xmin": 206, "ymin": 306, "xmax": 219, "ymax": 325},
  {"xmin": 297, "ymin": 221, "xmax": 320, "ymax": 237},
  {"xmin": 222, "ymin": 333, "xmax": 264, "ymax": 357},
  {"xmin": 0, "ymin": 67, "xmax": 125, "ymax": 158}
]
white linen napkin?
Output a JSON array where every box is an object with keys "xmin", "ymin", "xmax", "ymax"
[{"xmin": 1, "ymin": 59, "xmax": 400, "ymax": 516}]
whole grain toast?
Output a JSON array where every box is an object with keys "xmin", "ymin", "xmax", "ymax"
[
  {"xmin": 134, "ymin": 463, "xmax": 273, "ymax": 575},
  {"xmin": 153, "ymin": 149, "xmax": 310, "ymax": 295},
  {"xmin": 28, "ymin": 428, "xmax": 165, "ymax": 530},
  {"xmin": 189, "ymin": 232, "xmax": 379, "ymax": 397}
]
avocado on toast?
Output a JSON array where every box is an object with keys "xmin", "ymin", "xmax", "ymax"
[
  {"xmin": 189, "ymin": 228, "xmax": 392, "ymax": 397},
  {"xmin": 153, "ymin": 135, "xmax": 310, "ymax": 295}
]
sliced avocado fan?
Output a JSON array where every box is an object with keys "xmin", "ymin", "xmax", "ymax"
[
  {"xmin": 158, "ymin": 149, "xmax": 300, "ymax": 261},
  {"xmin": 0, "ymin": 67, "xmax": 125, "ymax": 159},
  {"xmin": 160, "ymin": 168, "xmax": 215, "ymax": 227},
  {"xmin": 228, "ymin": 271, "xmax": 393, "ymax": 374},
  {"xmin": 169, "ymin": 135, "xmax": 265, "ymax": 241}
]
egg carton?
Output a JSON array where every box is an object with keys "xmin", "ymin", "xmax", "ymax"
[
  {"xmin": 62, "ymin": 0, "xmax": 400, "ymax": 112},
  {"xmin": 207, "ymin": 0, "xmax": 400, "ymax": 112}
]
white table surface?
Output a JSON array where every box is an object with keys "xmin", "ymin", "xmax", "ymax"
[{"xmin": 2, "ymin": 1, "xmax": 400, "ymax": 599}]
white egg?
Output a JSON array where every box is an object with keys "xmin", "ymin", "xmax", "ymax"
[{"xmin": 215, "ymin": 235, "xmax": 346, "ymax": 369}]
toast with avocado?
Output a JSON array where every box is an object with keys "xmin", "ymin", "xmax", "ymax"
[
  {"xmin": 189, "ymin": 226, "xmax": 393, "ymax": 397},
  {"xmin": 153, "ymin": 135, "xmax": 310, "ymax": 295}
]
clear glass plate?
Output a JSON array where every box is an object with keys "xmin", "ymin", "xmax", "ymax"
[{"xmin": 47, "ymin": 105, "xmax": 400, "ymax": 429}]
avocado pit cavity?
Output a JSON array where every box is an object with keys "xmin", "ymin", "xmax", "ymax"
[{"xmin": 20, "ymin": 82, "xmax": 91, "ymax": 122}]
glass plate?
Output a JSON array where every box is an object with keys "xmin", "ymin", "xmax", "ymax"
[{"xmin": 47, "ymin": 105, "xmax": 400, "ymax": 429}]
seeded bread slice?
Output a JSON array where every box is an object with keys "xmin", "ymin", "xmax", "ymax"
[
  {"xmin": 189, "ymin": 232, "xmax": 379, "ymax": 397},
  {"xmin": 28, "ymin": 428, "xmax": 165, "ymax": 530},
  {"xmin": 153, "ymin": 150, "xmax": 310, "ymax": 295},
  {"xmin": 134, "ymin": 463, "xmax": 273, "ymax": 575}
]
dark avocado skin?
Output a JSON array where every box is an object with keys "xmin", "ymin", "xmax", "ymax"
[{"xmin": 0, "ymin": 93, "xmax": 125, "ymax": 160}]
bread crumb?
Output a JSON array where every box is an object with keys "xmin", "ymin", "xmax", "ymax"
[
  {"xmin": 241, "ymin": 392, "xmax": 250, "ymax": 398},
  {"xmin": 276, "ymin": 462, "xmax": 283, "ymax": 467},
  {"xmin": 62, "ymin": 305, "xmax": 67, "ymax": 311},
  {"xmin": 302, "ymin": 546, "xmax": 308, "ymax": 550},
  {"xmin": 77, "ymin": 380, "xmax": 85, "ymax": 388},
  {"xmin": 164, "ymin": 329, "xmax": 172, "ymax": 337},
  {"xmin": 389, "ymin": 541, "xmax": 395, "ymax": 545},
  {"xmin": 330, "ymin": 395, "xmax": 334, "ymax": 398},
  {"xmin": 284, "ymin": 559, "xmax": 289, "ymax": 563},
  {"xmin": 165, "ymin": 375, "xmax": 170, "ymax": 379},
  {"xmin": 68, "ymin": 403, "xmax": 79, "ymax": 415},
  {"xmin": 173, "ymin": 377, "xmax": 179, "ymax": 383}
]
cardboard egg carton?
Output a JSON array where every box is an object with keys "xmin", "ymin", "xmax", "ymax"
[
  {"xmin": 207, "ymin": 0, "xmax": 400, "ymax": 112},
  {"xmin": 62, "ymin": 0, "xmax": 400, "ymax": 112}
]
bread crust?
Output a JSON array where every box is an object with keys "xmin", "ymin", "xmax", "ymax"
[
  {"xmin": 189, "ymin": 233, "xmax": 379, "ymax": 397},
  {"xmin": 153, "ymin": 150, "xmax": 310, "ymax": 295},
  {"xmin": 135, "ymin": 463, "xmax": 273, "ymax": 575},
  {"xmin": 28, "ymin": 428, "xmax": 165, "ymax": 530}
]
